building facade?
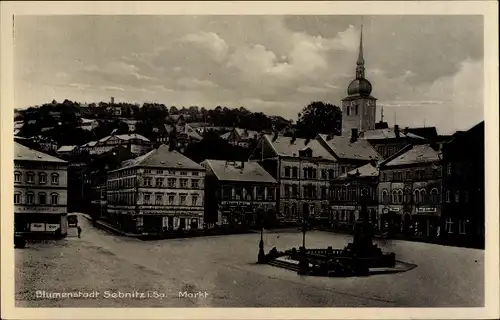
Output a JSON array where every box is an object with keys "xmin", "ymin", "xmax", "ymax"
[
  {"xmin": 441, "ymin": 121, "xmax": 484, "ymax": 247},
  {"xmin": 378, "ymin": 144, "xmax": 443, "ymax": 240},
  {"xmin": 329, "ymin": 161, "xmax": 380, "ymax": 231},
  {"xmin": 201, "ymin": 160, "xmax": 278, "ymax": 228},
  {"xmin": 250, "ymin": 134, "xmax": 338, "ymax": 224},
  {"xmin": 81, "ymin": 133, "xmax": 153, "ymax": 156},
  {"xmin": 223, "ymin": 128, "xmax": 261, "ymax": 148},
  {"xmin": 14, "ymin": 142, "xmax": 69, "ymax": 236},
  {"xmin": 106, "ymin": 145, "xmax": 205, "ymax": 235}
]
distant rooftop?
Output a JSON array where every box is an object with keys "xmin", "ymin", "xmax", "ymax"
[
  {"xmin": 264, "ymin": 134, "xmax": 335, "ymax": 160},
  {"xmin": 317, "ymin": 134, "xmax": 381, "ymax": 161},
  {"xmin": 384, "ymin": 144, "xmax": 441, "ymax": 167},
  {"xmin": 336, "ymin": 162, "xmax": 379, "ymax": 180}
]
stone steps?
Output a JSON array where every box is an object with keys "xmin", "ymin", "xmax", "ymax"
[{"xmin": 268, "ymin": 259, "xmax": 300, "ymax": 272}]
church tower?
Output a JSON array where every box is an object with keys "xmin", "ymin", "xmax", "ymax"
[{"xmin": 341, "ymin": 25, "xmax": 377, "ymax": 134}]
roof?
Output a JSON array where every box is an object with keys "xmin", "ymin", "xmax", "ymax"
[
  {"xmin": 82, "ymin": 141, "xmax": 97, "ymax": 147},
  {"xmin": 384, "ymin": 144, "xmax": 442, "ymax": 167},
  {"xmin": 116, "ymin": 133, "xmax": 150, "ymax": 142},
  {"xmin": 15, "ymin": 142, "xmax": 67, "ymax": 163},
  {"xmin": 80, "ymin": 118, "xmax": 96, "ymax": 123},
  {"xmin": 336, "ymin": 162, "xmax": 379, "ymax": 180},
  {"xmin": 118, "ymin": 144, "xmax": 204, "ymax": 171},
  {"xmin": 406, "ymin": 127, "xmax": 438, "ymax": 140},
  {"xmin": 264, "ymin": 134, "xmax": 335, "ymax": 160},
  {"xmin": 317, "ymin": 134, "xmax": 381, "ymax": 161},
  {"xmin": 234, "ymin": 128, "xmax": 260, "ymax": 140},
  {"xmin": 57, "ymin": 145, "xmax": 77, "ymax": 152},
  {"xmin": 359, "ymin": 127, "xmax": 425, "ymax": 140},
  {"xmin": 164, "ymin": 124, "xmax": 203, "ymax": 140},
  {"xmin": 203, "ymin": 159, "xmax": 277, "ymax": 184},
  {"xmin": 220, "ymin": 132, "xmax": 231, "ymax": 140}
]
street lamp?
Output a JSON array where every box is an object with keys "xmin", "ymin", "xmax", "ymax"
[{"xmin": 257, "ymin": 209, "xmax": 265, "ymax": 263}]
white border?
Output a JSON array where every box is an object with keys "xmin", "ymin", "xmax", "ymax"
[{"xmin": 1, "ymin": 1, "xmax": 498, "ymax": 319}]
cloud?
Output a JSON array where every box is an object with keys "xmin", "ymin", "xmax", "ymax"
[
  {"xmin": 181, "ymin": 32, "xmax": 229, "ymax": 62},
  {"xmin": 177, "ymin": 77, "xmax": 219, "ymax": 89}
]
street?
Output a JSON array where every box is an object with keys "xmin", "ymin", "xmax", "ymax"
[{"xmin": 15, "ymin": 214, "xmax": 484, "ymax": 307}]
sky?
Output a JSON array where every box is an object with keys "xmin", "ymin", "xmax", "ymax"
[{"xmin": 14, "ymin": 15, "xmax": 484, "ymax": 134}]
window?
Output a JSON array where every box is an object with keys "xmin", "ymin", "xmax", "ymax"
[
  {"xmin": 14, "ymin": 193, "xmax": 21, "ymax": 204},
  {"xmin": 284, "ymin": 184, "xmax": 290, "ymax": 198},
  {"xmin": 382, "ymin": 190, "xmax": 389, "ymax": 204},
  {"xmin": 312, "ymin": 169, "xmax": 317, "ymax": 179},
  {"xmin": 168, "ymin": 178, "xmax": 176, "ymax": 188},
  {"xmin": 346, "ymin": 105, "xmax": 350, "ymax": 116},
  {"xmin": 328, "ymin": 169, "xmax": 335, "ymax": 180},
  {"xmin": 180, "ymin": 179, "xmax": 188, "ymax": 188},
  {"xmin": 180, "ymin": 194, "xmax": 187, "ymax": 205},
  {"xmin": 397, "ymin": 189, "xmax": 403, "ymax": 204},
  {"xmin": 168, "ymin": 195, "xmax": 175, "ymax": 205},
  {"xmin": 459, "ymin": 220, "xmax": 467, "ymax": 235},
  {"xmin": 413, "ymin": 189, "xmax": 420, "ymax": 204},
  {"xmin": 284, "ymin": 204, "xmax": 289, "ymax": 216},
  {"xmin": 420, "ymin": 189, "xmax": 427, "ymax": 203},
  {"xmin": 455, "ymin": 191, "xmax": 460, "ymax": 203},
  {"xmin": 431, "ymin": 188, "xmax": 439, "ymax": 204},
  {"xmin": 405, "ymin": 171, "xmax": 411, "ymax": 181},
  {"xmin": 155, "ymin": 178, "xmax": 164, "ymax": 187},
  {"xmin": 291, "ymin": 204, "xmax": 297, "ymax": 216},
  {"xmin": 14, "ymin": 171, "xmax": 21, "ymax": 183},
  {"xmin": 180, "ymin": 171, "xmax": 188, "ymax": 176},
  {"xmin": 292, "ymin": 167, "xmax": 298, "ymax": 178},
  {"xmin": 267, "ymin": 187, "xmax": 274, "ymax": 201},
  {"xmin": 144, "ymin": 193, "xmax": 151, "ymax": 204},
  {"xmin": 51, "ymin": 173, "xmax": 59, "ymax": 185},
  {"xmin": 191, "ymin": 180, "xmax": 199, "ymax": 189},
  {"xmin": 447, "ymin": 163, "xmax": 452, "ymax": 175},
  {"xmin": 321, "ymin": 169, "xmax": 328, "ymax": 179},
  {"xmin": 51, "ymin": 193, "xmax": 59, "ymax": 205},
  {"xmin": 156, "ymin": 170, "xmax": 163, "ymax": 174},
  {"xmin": 446, "ymin": 190, "xmax": 451, "ymax": 203},
  {"xmin": 256, "ymin": 187, "xmax": 265, "ymax": 200},
  {"xmin": 143, "ymin": 177, "xmax": 152, "ymax": 187},
  {"xmin": 321, "ymin": 186, "xmax": 327, "ymax": 199},
  {"xmin": 38, "ymin": 192, "xmax": 47, "ymax": 205},
  {"xmin": 291, "ymin": 185, "xmax": 298, "ymax": 198},
  {"xmin": 355, "ymin": 104, "xmax": 359, "ymax": 115},
  {"xmin": 445, "ymin": 218, "xmax": 454, "ymax": 234},
  {"xmin": 26, "ymin": 192, "xmax": 34, "ymax": 204},
  {"xmin": 192, "ymin": 171, "xmax": 199, "ymax": 176},
  {"xmin": 392, "ymin": 190, "xmax": 399, "ymax": 204},
  {"xmin": 284, "ymin": 166, "xmax": 291, "ymax": 177},
  {"xmin": 155, "ymin": 193, "xmax": 163, "ymax": 205},
  {"xmin": 27, "ymin": 172, "xmax": 35, "ymax": 183},
  {"xmin": 192, "ymin": 195, "xmax": 198, "ymax": 206}
]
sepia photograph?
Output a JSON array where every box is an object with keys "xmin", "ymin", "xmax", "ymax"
[{"xmin": 1, "ymin": 1, "xmax": 499, "ymax": 319}]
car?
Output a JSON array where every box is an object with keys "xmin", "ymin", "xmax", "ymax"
[{"xmin": 14, "ymin": 234, "xmax": 26, "ymax": 248}]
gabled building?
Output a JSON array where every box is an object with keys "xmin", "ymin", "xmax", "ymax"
[
  {"xmin": 223, "ymin": 128, "xmax": 261, "ymax": 148},
  {"xmin": 106, "ymin": 145, "xmax": 205, "ymax": 236},
  {"xmin": 250, "ymin": 133, "xmax": 337, "ymax": 223},
  {"xmin": 378, "ymin": 143, "xmax": 443, "ymax": 239},
  {"xmin": 329, "ymin": 160, "xmax": 380, "ymax": 231},
  {"xmin": 14, "ymin": 142, "xmax": 69, "ymax": 236},
  {"xmin": 441, "ymin": 121, "xmax": 484, "ymax": 248},
  {"xmin": 163, "ymin": 122, "xmax": 203, "ymax": 151},
  {"xmin": 359, "ymin": 125, "xmax": 427, "ymax": 159},
  {"xmin": 57, "ymin": 145, "xmax": 79, "ymax": 156},
  {"xmin": 81, "ymin": 133, "xmax": 153, "ymax": 156},
  {"xmin": 201, "ymin": 159, "xmax": 278, "ymax": 228}
]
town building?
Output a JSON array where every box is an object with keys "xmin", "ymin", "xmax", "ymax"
[
  {"xmin": 201, "ymin": 159, "xmax": 278, "ymax": 228},
  {"xmin": 249, "ymin": 133, "xmax": 337, "ymax": 224},
  {"xmin": 359, "ymin": 125, "xmax": 427, "ymax": 159},
  {"xmin": 163, "ymin": 122, "xmax": 203, "ymax": 152},
  {"xmin": 378, "ymin": 143, "xmax": 443, "ymax": 239},
  {"xmin": 81, "ymin": 133, "xmax": 153, "ymax": 155},
  {"xmin": 329, "ymin": 160, "xmax": 380, "ymax": 231},
  {"xmin": 341, "ymin": 26, "xmax": 377, "ymax": 134},
  {"xmin": 79, "ymin": 118, "xmax": 99, "ymax": 131},
  {"xmin": 106, "ymin": 144, "xmax": 205, "ymax": 235},
  {"xmin": 222, "ymin": 128, "xmax": 261, "ymax": 148},
  {"xmin": 441, "ymin": 121, "xmax": 484, "ymax": 247},
  {"xmin": 56, "ymin": 145, "xmax": 79, "ymax": 157},
  {"xmin": 14, "ymin": 142, "xmax": 69, "ymax": 236}
]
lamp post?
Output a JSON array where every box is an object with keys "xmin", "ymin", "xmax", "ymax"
[{"xmin": 257, "ymin": 209, "xmax": 265, "ymax": 263}]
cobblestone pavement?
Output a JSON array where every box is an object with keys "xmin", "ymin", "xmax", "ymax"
[{"xmin": 15, "ymin": 214, "xmax": 484, "ymax": 307}]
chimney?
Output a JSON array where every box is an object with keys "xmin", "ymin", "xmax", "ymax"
[
  {"xmin": 326, "ymin": 134, "xmax": 334, "ymax": 141},
  {"xmin": 350, "ymin": 128, "xmax": 358, "ymax": 143},
  {"xmin": 394, "ymin": 125, "xmax": 400, "ymax": 138},
  {"xmin": 370, "ymin": 158, "xmax": 378, "ymax": 167},
  {"xmin": 290, "ymin": 134, "xmax": 297, "ymax": 144},
  {"xmin": 240, "ymin": 160, "xmax": 245, "ymax": 170},
  {"xmin": 272, "ymin": 131, "xmax": 279, "ymax": 142}
]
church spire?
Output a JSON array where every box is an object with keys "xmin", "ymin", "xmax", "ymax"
[{"xmin": 355, "ymin": 24, "xmax": 365, "ymax": 80}]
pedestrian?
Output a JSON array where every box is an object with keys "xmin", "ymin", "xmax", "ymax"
[{"xmin": 77, "ymin": 226, "xmax": 82, "ymax": 238}]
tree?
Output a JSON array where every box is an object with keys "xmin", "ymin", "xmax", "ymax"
[{"xmin": 296, "ymin": 101, "xmax": 342, "ymax": 139}]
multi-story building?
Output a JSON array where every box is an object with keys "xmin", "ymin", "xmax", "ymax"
[
  {"xmin": 378, "ymin": 144, "xmax": 443, "ymax": 239},
  {"xmin": 81, "ymin": 133, "xmax": 153, "ymax": 156},
  {"xmin": 201, "ymin": 159, "xmax": 278, "ymax": 228},
  {"xmin": 441, "ymin": 121, "xmax": 484, "ymax": 247},
  {"xmin": 14, "ymin": 142, "xmax": 69, "ymax": 236},
  {"xmin": 106, "ymin": 144, "xmax": 205, "ymax": 236},
  {"xmin": 329, "ymin": 161, "xmax": 380, "ymax": 231},
  {"xmin": 163, "ymin": 122, "xmax": 203, "ymax": 152},
  {"xmin": 359, "ymin": 125, "xmax": 427, "ymax": 159},
  {"xmin": 249, "ymin": 133, "xmax": 337, "ymax": 224},
  {"xmin": 222, "ymin": 128, "xmax": 261, "ymax": 148}
]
